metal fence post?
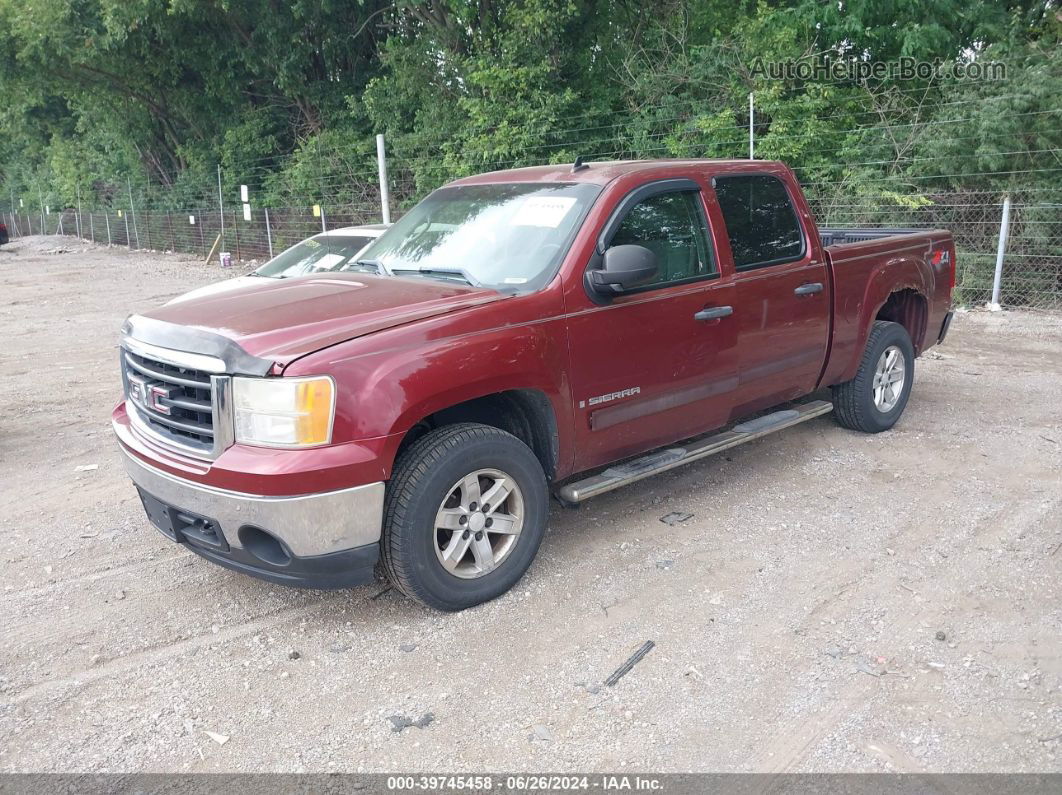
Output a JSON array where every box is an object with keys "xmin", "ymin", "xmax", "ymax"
[
  {"xmin": 320, "ymin": 206, "xmax": 327, "ymax": 234},
  {"xmin": 105, "ymin": 212, "xmax": 112, "ymax": 246},
  {"xmin": 264, "ymin": 208, "xmax": 274, "ymax": 259},
  {"xmin": 127, "ymin": 178, "xmax": 141, "ymax": 249},
  {"xmin": 89, "ymin": 212, "xmax": 94, "ymax": 242},
  {"xmin": 376, "ymin": 134, "xmax": 392, "ymax": 224},
  {"xmin": 988, "ymin": 194, "xmax": 1012, "ymax": 311},
  {"xmin": 36, "ymin": 179, "xmax": 45, "ymax": 233},
  {"xmin": 76, "ymin": 183, "xmax": 83, "ymax": 239},
  {"xmin": 124, "ymin": 212, "xmax": 131, "ymax": 249},
  {"xmin": 233, "ymin": 209, "xmax": 241, "ymax": 261}
]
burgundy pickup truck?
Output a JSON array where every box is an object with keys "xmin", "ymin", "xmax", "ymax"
[{"xmin": 113, "ymin": 159, "xmax": 954, "ymax": 610}]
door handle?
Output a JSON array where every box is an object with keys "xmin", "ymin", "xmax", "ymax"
[
  {"xmin": 794, "ymin": 282, "xmax": 824, "ymax": 296},
  {"xmin": 694, "ymin": 306, "xmax": 733, "ymax": 321}
]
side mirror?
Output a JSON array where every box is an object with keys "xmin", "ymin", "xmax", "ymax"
[{"xmin": 588, "ymin": 245, "xmax": 658, "ymax": 294}]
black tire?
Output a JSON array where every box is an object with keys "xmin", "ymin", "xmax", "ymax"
[
  {"xmin": 832, "ymin": 320, "xmax": 915, "ymax": 433},
  {"xmin": 380, "ymin": 423, "xmax": 549, "ymax": 611}
]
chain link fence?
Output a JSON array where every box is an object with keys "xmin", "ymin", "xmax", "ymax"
[
  {"xmin": 6, "ymin": 173, "xmax": 1061, "ymax": 311},
  {"xmin": 6, "ymin": 199, "xmax": 397, "ymax": 262},
  {"xmin": 805, "ymin": 186, "xmax": 1062, "ymax": 309}
]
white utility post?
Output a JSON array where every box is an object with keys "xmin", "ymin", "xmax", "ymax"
[
  {"xmin": 217, "ymin": 164, "xmax": 225, "ymax": 249},
  {"xmin": 376, "ymin": 133, "xmax": 392, "ymax": 224},
  {"xmin": 987, "ymin": 194, "xmax": 1012, "ymax": 311},
  {"xmin": 748, "ymin": 92, "xmax": 755, "ymax": 160}
]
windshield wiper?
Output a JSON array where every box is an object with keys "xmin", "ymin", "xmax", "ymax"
[
  {"xmin": 392, "ymin": 266, "xmax": 480, "ymax": 287},
  {"xmin": 347, "ymin": 258, "xmax": 393, "ymax": 276}
]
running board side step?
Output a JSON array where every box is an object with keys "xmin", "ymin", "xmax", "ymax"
[{"xmin": 557, "ymin": 400, "xmax": 834, "ymax": 504}]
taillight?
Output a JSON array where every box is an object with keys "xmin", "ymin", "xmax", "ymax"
[{"xmin": 931, "ymin": 248, "xmax": 956, "ymax": 289}]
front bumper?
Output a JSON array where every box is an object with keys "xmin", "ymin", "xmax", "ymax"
[{"xmin": 121, "ymin": 449, "xmax": 385, "ymax": 589}]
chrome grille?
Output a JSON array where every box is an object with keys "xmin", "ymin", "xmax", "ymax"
[{"xmin": 122, "ymin": 345, "xmax": 222, "ymax": 457}]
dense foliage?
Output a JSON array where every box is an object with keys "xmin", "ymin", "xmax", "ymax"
[{"xmin": 0, "ymin": 0, "xmax": 1059, "ymax": 214}]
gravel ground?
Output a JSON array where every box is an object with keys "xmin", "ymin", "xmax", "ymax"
[{"xmin": 1, "ymin": 235, "xmax": 1059, "ymax": 773}]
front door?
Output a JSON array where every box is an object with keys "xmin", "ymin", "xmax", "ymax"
[{"xmin": 565, "ymin": 182, "xmax": 739, "ymax": 472}]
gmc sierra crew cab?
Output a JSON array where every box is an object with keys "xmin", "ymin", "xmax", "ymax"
[{"xmin": 112, "ymin": 159, "xmax": 955, "ymax": 611}]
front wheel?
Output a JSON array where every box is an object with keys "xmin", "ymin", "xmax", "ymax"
[
  {"xmin": 832, "ymin": 320, "xmax": 915, "ymax": 433},
  {"xmin": 380, "ymin": 423, "xmax": 548, "ymax": 611}
]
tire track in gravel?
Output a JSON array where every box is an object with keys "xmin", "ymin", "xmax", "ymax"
[
  {"xmin": 6, "ymin": 596, "xmax": 343, "ymax": 704},
  {"xmin": 4, "ymin": 550, "xmax": 193, "ymax": 602}
]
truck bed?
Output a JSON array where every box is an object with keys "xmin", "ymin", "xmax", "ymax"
[
  {"xmin": 818, "ymin": 227, "xmax": 955, "ymax": 388},
  {"xmin": 818, "ymin": 227, "xmax": 923, "ymax": 247}
]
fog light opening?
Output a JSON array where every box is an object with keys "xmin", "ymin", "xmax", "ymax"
[{"xmin": 238, "ymin": 525, "xmax": 292, "ymax": 567}]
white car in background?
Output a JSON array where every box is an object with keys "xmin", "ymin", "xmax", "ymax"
[{"xmin": 169, "ymin": 224, "xmax": 389, "ymax": 304}]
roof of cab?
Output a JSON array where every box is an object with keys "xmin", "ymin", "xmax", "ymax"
[{"xmin": 448, "ymin": 158, "xmax": 781, "ymax": 188}]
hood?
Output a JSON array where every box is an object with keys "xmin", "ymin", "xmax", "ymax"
[
  {"xmin": 166, "ymin": 275, "xmax": 263, "ymax": 305},
  {"xmin": 140, "ymin": 272, "xmax": 506, "ymax": 366}
]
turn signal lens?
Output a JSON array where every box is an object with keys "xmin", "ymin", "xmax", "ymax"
[{"xmin": 233, "ymin": 376, "xmax": 335, "ymax": 447}]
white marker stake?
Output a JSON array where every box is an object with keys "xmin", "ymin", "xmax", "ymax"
[
  {"xmin": 240, "ymin": 185, "xmax": 249, "ymax": 203},
  {"xmin": 242, "ymin": 203, "xmax": 251, "ymax": 222}
]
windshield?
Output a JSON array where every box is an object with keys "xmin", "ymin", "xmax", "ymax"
[
  {"xmin": 356, "ymin": 182, "xmax": 600, "ymax": 290},
  {"xmin": 254, "ymin": 234, "xmax": 377, "ymax": 278}
]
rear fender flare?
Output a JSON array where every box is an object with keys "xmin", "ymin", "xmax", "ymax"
[{"xmin": 838, "ymin": 254, "xmax": 932, "ymax": 383}]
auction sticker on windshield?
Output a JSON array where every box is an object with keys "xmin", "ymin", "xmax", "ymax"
[
  {"xmin": 314, "ymin": 253, "xmax": 347, "ymax": 271},
  {"xmin": 512, "ymin": 196, "xmax": 577, "ymax": 227}
]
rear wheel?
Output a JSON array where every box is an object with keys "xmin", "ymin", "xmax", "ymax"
[
  {"xmin": 381, "ymin": 423, "xmax": 548, "ymax": 611},
  {"xmin": 832, "ymin": 320, "xmax": 915, "ymax": 433}
]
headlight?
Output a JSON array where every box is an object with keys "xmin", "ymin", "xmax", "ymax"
[{"xmin": 233, "ymin": 376, "xmax": 335, "ymax": 448}]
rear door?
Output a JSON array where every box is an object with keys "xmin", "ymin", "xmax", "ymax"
[
  {"xmin": 709, "ymin": 173, "xmax": 830, "ymax": 415},
  {"xmin": 565, "ymin": 179, "xmax": 738, "ymax": 471}
]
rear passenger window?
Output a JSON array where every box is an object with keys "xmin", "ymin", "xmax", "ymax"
[
  {"xmin": 713, "ymin": 175, "xmax": 805, "ymax": 270},
  {"xmin": 609, "ymin": 191, "xmax": 715, "ymax": 287}
]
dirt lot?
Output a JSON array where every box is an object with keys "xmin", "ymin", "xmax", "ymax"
[{"xmin": 0, "ymin": 235, "xmax": 1059, "ymax": 773}]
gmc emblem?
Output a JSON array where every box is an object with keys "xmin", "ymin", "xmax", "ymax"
[
  {"xmin": 127, "ymin": 374, "xmax": 175, "ymax": 415},
  {"xmin": 148, "ymin": 384, "xmax": 175, "ymax": 415}
]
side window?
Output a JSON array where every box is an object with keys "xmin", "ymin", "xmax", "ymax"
[
  {"xmin": 713, "ymin": 175, "xmax": 805, "ymax": 270},
  {"xmin": 609, "ymin": 191, "xmax": 715, "ymax": 287}
]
